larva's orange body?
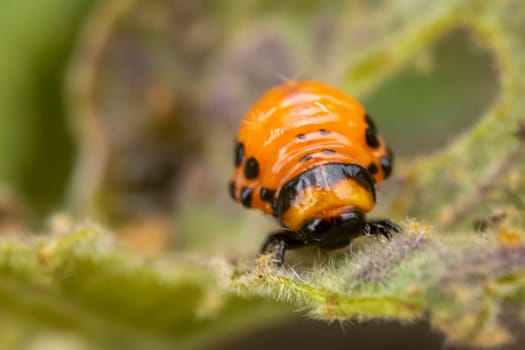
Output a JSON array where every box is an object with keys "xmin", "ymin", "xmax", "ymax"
[{"xmin": 229, "ymin": 81, "xmax": 400, "ymax": 264}]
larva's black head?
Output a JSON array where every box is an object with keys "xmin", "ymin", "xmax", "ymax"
[{"xmin": 299, "ymin": 210, "xmax": 366, "ymax": 249}]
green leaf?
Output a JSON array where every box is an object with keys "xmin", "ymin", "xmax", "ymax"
[
  {"xmin": 0, "ymin": 227, "xmax": 287, "ymax": 349},
  {"xmin": 232, "ymin": 220, "xmax": 525, "ymax": 347}
]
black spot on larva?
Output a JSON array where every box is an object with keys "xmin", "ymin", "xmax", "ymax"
[
  {"xmin": 367, "ymin": 162, "xmax": 378, "ymax": 175},
  {"xmin": 322, "ymin": 149, "xmax": 336, "ymax": 154},
  {"xmin": 260, "ymin": 187, "xmax": 276, "ymax": 202},
  {"xmin": 296, "ymin": 133, "xmax": 306, "ymax": 140},
  {"xmin": 235, "ymin": 142, "xmax": 244, "ymax": 167},
  {"xmin": 365, "ymin": 113, "xmax": 376, "ymax": 131},
  {"xmin": 319, "ymin": 129, "xmax": 330, "ymax": 135},
  {"xmin": 240, "ymin": 187, "xmax": 253, "ymax": 207},
  {"xmin": 380, "ymin": 156, "xmax": 392, "ymax": 178},
  {"xmin": 300, "ymin": 154, "xmax": 313, "ymax": 162},
  {"xmin": 365, "ymin": 127, "xmax": 380, "ymax": 148},
  {"xmin": 228, "ymin": 180, "xmax": 236, "ymax": 200},
  {"xmin": 244, "ymin": 157, "xmax": 259, "ymax": 179},
  {"xmin": 271, "ymin": 199, "xmax": 279, "ymax": 217}
]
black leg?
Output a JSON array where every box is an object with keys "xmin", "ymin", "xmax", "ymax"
[
  {"xmin": 259, "ymin": 230, "xmax": 306, "ymax": 266},
  {"xmin": 363, "ymin": 219, "xmax": 402, "ymax": 240},
  {"xmin": 260, "ymin": 216, "xmax": 402, "ymax": 266}
]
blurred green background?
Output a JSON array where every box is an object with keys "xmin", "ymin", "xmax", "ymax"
[
  {"xmin": 0, "ymin": 0, "xmax": 92, "ymax": 218},
  {"xmin": 0, "ymin": 0, "xmax": 503, "ymax": 349},
  {"xmin": 0, "ymin": 0, "xmax": 498, "ymax": 224}
]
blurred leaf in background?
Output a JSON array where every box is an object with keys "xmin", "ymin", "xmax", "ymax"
[{"xmin": 0, "ymin": 0, "xmax": 93, "ymax": 221}]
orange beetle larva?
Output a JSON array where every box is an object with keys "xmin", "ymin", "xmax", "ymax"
[{"xmin": 229, "ymin": 80, "xmax": 400, "ymax": 264}]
